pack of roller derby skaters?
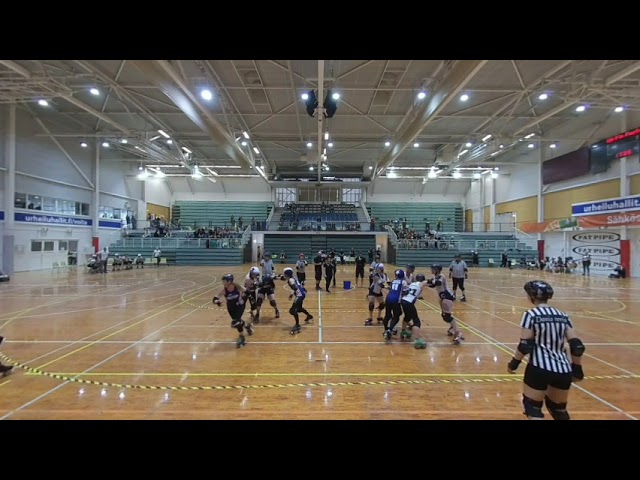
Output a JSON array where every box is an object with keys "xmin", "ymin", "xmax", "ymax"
[{"xmin": 211, "ymin": 247, "xmax": 470, "ymax": 349}]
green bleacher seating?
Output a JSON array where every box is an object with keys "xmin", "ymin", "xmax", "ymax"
[
  {"xmin": 172, "ymin": 201, "xmax": 273, "ymax": 228},
  {"xmin": 367, "ymin": 202, "xmax": 463, "ymax": 232},
  {"xmin": 264, "ymin": 234, "xmax": 377, "ymax": 262}
]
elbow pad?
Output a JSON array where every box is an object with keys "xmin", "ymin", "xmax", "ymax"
[
  {"xmin": 569, "ymin": 338, "xmax": 585, "ymax": 357},
  {"xmin": 517, "ymin": 338, "xmax": 535, "ymax": 355}
]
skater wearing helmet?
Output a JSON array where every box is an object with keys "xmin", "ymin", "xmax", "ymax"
[
  {"xmin": 283, "ymin": 267, "xmax": 313, "ymax": 335},
  {"xmin": 382, "ymin": 269, "xmax": 408, "ymax": 343},
  {"xmin": 212, "ymin": 273, "xmax": 253, "ymax": 348},
  {"xmin": 425, "ymin": 264, "xmax": 464, "ymax": 345}
]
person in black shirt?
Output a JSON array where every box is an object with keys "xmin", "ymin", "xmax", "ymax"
[
  {"xmin": 324, "ymin": 254, "xmax": 334, "ymax": 293},
  {"xmin": 313, "ymin": 251, "xmax": 324, "ymax": 291},
  {"xmin": 507, "ymin": 280, "xmax": 585, "ymax": 420},
  {"xmin": 212, "ymin": 274, "xmax": 254, "ymax": 348},
  {"xmin": 256, "ymin": 274, "xmax": 280, "ymax": 320},
  {"xmin": 355, "ymin": 252, "xmax": 367, "ymax": 287}
]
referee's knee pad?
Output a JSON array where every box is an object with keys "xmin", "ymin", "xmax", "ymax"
[
  {"xmin": 269, "ymin": 299, "xmax": 277, "ymax": 308},
  {"xmin": 441, "ymin": 312, "xmax": 453, "ymax": 323},
  {"xmin": 522, "ymin": 395, "xmax": 544, "ymax": 419},
  {"xmin": 368, "ymin": 302, "xmax": 375, "ymax": 311},
  {"xmin": 545, "ymin": 396, "xmax": 570, "ymax": 420}
]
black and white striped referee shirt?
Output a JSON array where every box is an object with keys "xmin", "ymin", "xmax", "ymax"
[{"xmin": 520, "ymin": 305, "xmax": 573, "ymax": 374}]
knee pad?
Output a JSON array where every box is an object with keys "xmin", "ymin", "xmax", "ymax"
[
  {"xmin": 256, "ymin": 297, "xmax": 263, "ymax": 307},
  {"xmin": 231, "ymin": 318, "xmax": 243, "ymax": 329},
  {"xmin": 522, "ymin": 395, "xmax": 544, "ymax": 418},
  {"xmin": 289, "ymin": 306, "xmax": 297, "ymax": 315},
  {"xmin": 269, "ymin": 299, "xmax": 277, "ymax": 308},
  {"xmin": 378, "ymin": 301, "xmax": 386, "ymax": 311},
  {"xmin": 441, "ymin": 312, "xmax": 453, "ymax": 323},
  {"xmin": 368, "ymin": 302, "xmax": 375, "ymax": 311},
  {"xmin": 545, "ymin": 396, "xmax": 570, "ymax": 420}
]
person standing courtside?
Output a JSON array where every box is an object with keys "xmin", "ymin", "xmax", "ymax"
[
  {"xmin": 295, "ymin": 253, "xmax": 307, "ymax": 286},
  {"xmin": 313, "ymin": 250, "xmax": 324, "ymax": 291},
  {"xmin": 449, "ymin": 254, "xmax": 468, "ymax": 302},
  {"xmin": 582, "ymin": 253, "xmax": 591, "ymax": 276},
  {"xmin": 355, "ymin": 252, "xmax": 366, "ymax": 287},
  {"xmin": 507, "ymin": 280, "xmax": 585, "ymax": 420},
  {"xmin": 324, "ymin": 253, "xmax": 335, "ymax": 293}
]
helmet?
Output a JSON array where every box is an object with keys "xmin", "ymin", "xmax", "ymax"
[
  {"xmin": 395, "ymin": 269, "xmax": 405, "ymax": 279},
  {"xmin": 222, "ymin": 273, "xmax": 234, "ymax": 282},
  {"xmin": 375, "ymin": 263, "xmax": 385, "ymax": 272},
  {"xmin": 263, "ymin": 274, "xmax": 273, "ymax": 283},
  {"xmin": 299, "ymin": 253, "xmax": 305, "ymax": 257},
  {"xmin": 250, "ymin": 266, "xmax": 260, "ymax": 277},
  {"xmin": 137, "ymin": 254, "xmax": 142, "ymax": 257},
  {"xmin": 406, "ymin": 264, "xmax": 415, "ymax": 272},
  {"xmin": 264, "ymin": 251, "xmax": 271, "ymax": 257},
  {"xmin": 416, "ymin": 273, "xmax": 426, "ymax": 282},
  {"xmin": 431, "ymin": 264, "xmax": 442, "ymax": 274},
  {"xmin": 524, "ymin": 280, "xmax": 554, "ymax": 302},
  {"xmin": 283, "ymin": 267, "xmax": 294, "ymax": 278}
]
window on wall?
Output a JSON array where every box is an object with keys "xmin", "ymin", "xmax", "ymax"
[
  {"xmin": 275, "ymin": 188, "xmax": 297, "ymax": 207},
  {"xmin": 342, "ymin": 188, "xmax": 361, "ymax": 205},
  {"xmin": 15, "ymin": 192, "xmax": 89, "ymax": 216},
  {"xmin": 31, "ymin": 241, "xmax": 42, "ymax": 252},
  {"xmin": 15, "ymin": 193, "xmax": 26, "ymax": 209}
]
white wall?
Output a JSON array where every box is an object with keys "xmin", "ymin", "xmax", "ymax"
[
  {"xmin": 495, "ymin": 163, "xmax": 539, "ymax": 203},
  {"xmin": 169, "ymin": 177, "xmax": 272, "ymax": 202},
  {"xmin": 144, "ymin": 177, "xmax": 172, "ymax": 206},
  {"xmin": 542, "ymin": 231, "xmax": 568, "ymax": 260}
]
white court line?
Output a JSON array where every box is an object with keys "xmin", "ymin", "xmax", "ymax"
[
  {"xmin": 1, "ymin": 305, "xmax": 202, "ymax": 420},
  {"xmin": 437, "ymin": 298, "xmax": 638, "ymax": 420},
  {"xmin": 318, "ymin": 288, "xmax": 323, "ymax": 343}
]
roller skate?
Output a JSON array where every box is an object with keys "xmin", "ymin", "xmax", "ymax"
[
  {"xmin": 452, "ymin": 331, "xmax": 464, "ymax": 345},
  {"xmin": 290, "ymin": 324, "xmax": 302, "ymax": 335},
  {"xmin": 460, "ymin": 295, "xmax": 466, "ymax": 302},
  {"xmin": 414, "ymin": 338, "xmax": 427, "ymax": 349},
  {"xmin": 383, "ymin": 329, "xmax": 392, "ymax": 343},
  {"xmin": 376, "ymin": 316, "xmax": 384, "ymax": 325},
  {"xmin": 447, "ymin": 326, "xmax": 454, "ymax": 337},
  {"xmin": 304, "ymin": 315, "xmax": 314, "ymax": 324},
  {"xmin": 400, "ymin": 330, "xmax": 412, "ymax": 341},
  {"xmin": 236, "ymin": 335, "xmax": 246, "ymax": 348},
  {"xmin": 245, "ymin": 324, "xmax": 254, "ymax": 336},
  {"xmin": 253, "ymin": 313, "xmax": 260, "ymax": 324},
  {"xmin": 0, "ymin": 364, "xmax": 13, "ymax": 377},
  {"xmin": 364, "ymin": 318, "xmax": 373, "ymax": 326},
  {"xmin": 275, "ymin": 309, "xmax": 280, "ymax": 319}
]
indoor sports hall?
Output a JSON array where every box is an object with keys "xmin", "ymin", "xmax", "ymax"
[{"xmin": 0, "ymin": 60, "xmax": 639, "ymax": 420}]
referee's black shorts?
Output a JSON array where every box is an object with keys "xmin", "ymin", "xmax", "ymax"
[{"xmin": 524, "ymin": 363, "xmax": 572, "ymax": 391}]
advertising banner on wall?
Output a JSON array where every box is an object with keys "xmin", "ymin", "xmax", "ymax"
[
  {"xmin": 572, "ymin": 194, "xmax": 640, "ymax": 216},
  {"xmin": 520, "ymin": 210, "xmax": 640, "ymax": 233},
  {"xmin": 570, "ymin": 231, "xmax": 621, "ymax": 273}
]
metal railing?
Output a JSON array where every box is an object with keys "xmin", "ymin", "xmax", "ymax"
[
  {"xmin": 395, "ymin": 238, "xmax": 523, "ymax": 251},
  {"xmin": 241, "ymin": 226, "xmax": 251, "ymax": 246},
  {"xmin": 275, "ymin": 220, "xmax": 365, "ymax": 232},
  {"xmin": 386, "ymin": 225, "xmax": 398, "ymax": 246},
  {"xmin": 114, "ymin": 237, "xmax": 243, "ymax": 249}
]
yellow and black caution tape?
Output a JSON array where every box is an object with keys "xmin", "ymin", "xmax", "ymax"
[{"xmin": 1, "ymin": 352, "xmax": 638, "ymax": 392}]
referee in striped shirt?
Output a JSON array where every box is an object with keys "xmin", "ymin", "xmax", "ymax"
[
  {"xmin": 449, "ymin": 255, "xmax": 468, "ymax": 302},
  {"xmin": 507, "ymin": 280, "xmax": 585, "ymax": 420}
]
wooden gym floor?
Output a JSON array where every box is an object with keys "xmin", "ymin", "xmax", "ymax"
[{"xmin": 0, "ymin": 262, "xmax": 638, "ymax": 420}]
